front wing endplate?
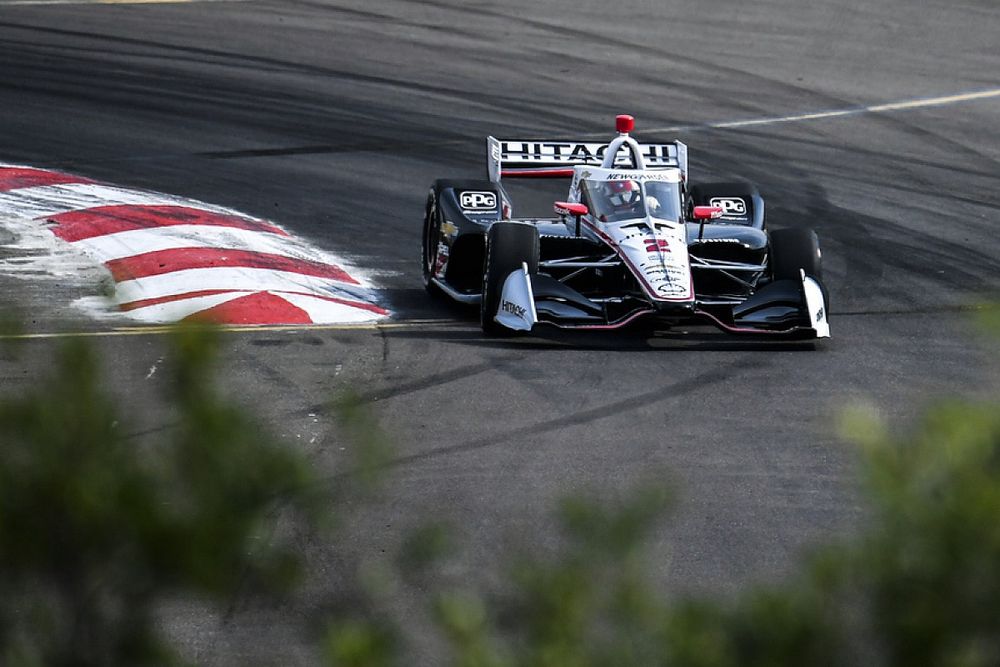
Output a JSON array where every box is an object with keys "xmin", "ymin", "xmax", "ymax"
[{"xmin": 495, "ymin": 263, "xmax": 538, "ymax": 331}]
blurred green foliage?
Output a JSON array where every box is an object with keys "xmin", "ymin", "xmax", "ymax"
[
  {"xmin": 0, "ymin": 329, "xmax": 322, "ymax": 666},
  {"xmin": 421, "ymin": 400, "xmax": 1000, "ymax": 667},
  {"xmin": 847, "ymin": 401, "xmax": 1000, "ymax": 667},
  {"xmin": 323, "ymin": 619, "xmax": 396, "ymax": 667},
  {"xmin": 1, "ymin": 329, "xmax": 999, "ymax": 666}
]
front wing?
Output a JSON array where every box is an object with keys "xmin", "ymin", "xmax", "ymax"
[{"xmin": 494, "ymin": 265, "xmax": 830, "ymax": 338}]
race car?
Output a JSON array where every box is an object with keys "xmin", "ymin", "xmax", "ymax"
[{"xmin": 421, "ymin": 115, "xmax": 829, "ymax": 338}]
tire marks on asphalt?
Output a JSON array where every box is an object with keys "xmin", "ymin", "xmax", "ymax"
[{"xmin": 365, "ymin": 357, "xmax": 766, "ymax": 472}]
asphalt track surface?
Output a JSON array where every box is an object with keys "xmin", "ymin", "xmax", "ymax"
[{"xmin": 1, "ymin": 0, "xmax": 999, "ymax": 662}]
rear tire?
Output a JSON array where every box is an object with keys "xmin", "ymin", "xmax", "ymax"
[
  {"xmin": 421, "ymin": 189, "xmax": 440, "ymax": 293},
  {"xmin": 481, "ymin": 222, "xmax": 539, "ymax": 336},
  {"xmin": 769, "ymin": 228, "xmax": 822, "ymax": 281}
]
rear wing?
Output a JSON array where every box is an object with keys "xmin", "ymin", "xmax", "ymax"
[{"xmin": 487, "ymin": 136, "xmax": 687, "ymax": 183}]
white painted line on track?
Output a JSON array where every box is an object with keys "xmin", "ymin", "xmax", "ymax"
[
  {"xmin": 644, "ymin": 88, "xmax": 1000, "ymax": 134},
  {"xmin": 866, "ymin": 89, "xmax": 1000, "ymax": 112}
]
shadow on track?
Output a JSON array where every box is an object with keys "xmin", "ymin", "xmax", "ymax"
[
  {"xmin": 385, "ymin": 290, "xmax": 820, "ymax": 353},
  {"xmin": 387, "ymin": 327, "xmax": 819, "ymax": 353}
]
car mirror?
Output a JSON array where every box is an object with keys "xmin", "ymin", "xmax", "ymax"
[
  {"xmin": 555, "ymin": 201, "xmax": 588, "ymax": 237},
  {"xmin": 692, "ymin": 205, "xmax": 723, "ymax": 221},
  {"xmin": 554, "ymin": 201, "xmax": 588, "ymax": 217}
]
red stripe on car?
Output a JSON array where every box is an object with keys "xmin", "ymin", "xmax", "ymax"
[{"xmin": 501, "ymin": 168, "xmax": 576, "ymax": 178}]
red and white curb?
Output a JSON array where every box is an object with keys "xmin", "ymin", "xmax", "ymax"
[{"xmin": 0, "ymin": 164, "xmax": 388, "ymax": 325}]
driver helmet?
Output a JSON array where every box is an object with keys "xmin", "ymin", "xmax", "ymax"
[{"xmin": 602, "ymin": 180, "xmax": 640, "ymax": 210}]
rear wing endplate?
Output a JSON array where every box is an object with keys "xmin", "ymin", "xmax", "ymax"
[{"xmin": 487, "ymin": 136, "xmax": 687, "ymax": 182}]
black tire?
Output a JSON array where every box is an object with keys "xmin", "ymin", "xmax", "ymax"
[
  {"xmin": 769, "ymin": 228, "xmax": 822, "ymax": 281},
  {"xmin": 481, "ymin": 222, "xmax": 539, "ymax": 336},
  {"xmin": 421, "ymin": 188, "xmax": 440, "ymax": 292}
]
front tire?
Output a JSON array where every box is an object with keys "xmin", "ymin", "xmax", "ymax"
[
  {"xmin": 769, "ymin": 228, "xmax": 822, "ymax": 281},
  {"xmin": 481, "ymin": 222, "xmax": 539, "ymax": 336},
  {"xmin": 769, "ymin": 227, "xmax": 829, "ymax": 316}
]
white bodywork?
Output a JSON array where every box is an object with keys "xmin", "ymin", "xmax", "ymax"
[
  {"xmin": 486, "ymin": 136, "xmax": 687, "ymax": 183},
  {"xmin": 495, "ymin": 262, "xmax": 537, "ymax": 331},
  {"xmin": 569, "ymin": 167, "xmax": 694, "ymax": 304},
  {"xmin": 601, "ymin": 218, "xmax": 694, "ymax": 302},
  {"xmin": 801, "ymin": 271, "xmax": 830, "ymax": 338}
]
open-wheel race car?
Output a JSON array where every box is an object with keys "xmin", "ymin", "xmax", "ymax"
[{"xmin": 421, "ymin": 115, "xmax": 829, "ymax": 339}]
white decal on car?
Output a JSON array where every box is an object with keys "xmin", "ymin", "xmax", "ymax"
[
  {"xmin": 460, "ymin": 191, "xmax": 497, "ymax": 210},
  {"xmin": 709, "ymin": 197, "xmax": 747, "ymax": 217}
]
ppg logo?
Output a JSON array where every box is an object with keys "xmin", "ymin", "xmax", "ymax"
[
  {"xmin": 460, "ymin": 191, "xmax": 497, "ymax": 210},
  {"xmin": 710, "ymin": 197, "xmax": 747, "ymax": 217}
]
